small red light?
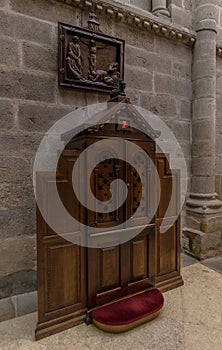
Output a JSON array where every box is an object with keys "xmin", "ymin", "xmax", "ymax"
[{"xmin": 122, "ymin": 121, "xmax": 127, "ymax": 129}]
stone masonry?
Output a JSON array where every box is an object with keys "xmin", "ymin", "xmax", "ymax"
[
  {"xmin": 0, "ymin": 0, "xmax": 221, "ymax": 320},
  {"xmin": 183, "ymin": 0, "xmax": 222, "ymax": 259}
]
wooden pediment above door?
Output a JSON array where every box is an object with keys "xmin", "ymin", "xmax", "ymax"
[{"xmin": 61, "ymin": 100, "xmax": 161, "ymax": 149}]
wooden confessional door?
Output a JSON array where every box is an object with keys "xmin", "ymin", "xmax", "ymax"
[
  {"xmin": 154, "ymin": 153, "xmax": 183, "ymax": 291},
  {"xmin": 35, "ymin": 150, "xmax": 87, "ymax": 340},
  {"xmin": 87, "ymin": 138, "xmax": 155, "ymax": 308}
]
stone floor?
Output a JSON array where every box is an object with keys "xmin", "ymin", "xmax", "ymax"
[
  {"xmin": 201, "ymin": 255, "xmax": 222, "ymax": 274},
  {"xmin": 0, "ymin": 262, "xmax": 222, "ymax": 350}
]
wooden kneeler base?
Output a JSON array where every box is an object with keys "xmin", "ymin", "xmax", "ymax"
[{"xmin": 90, "ymin": 288, "xmax": 164, "ymax": 333}]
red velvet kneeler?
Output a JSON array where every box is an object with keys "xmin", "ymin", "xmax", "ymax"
[{"xmin": 90, "ymin": 288, "xmax": 164, "ymax": 333}]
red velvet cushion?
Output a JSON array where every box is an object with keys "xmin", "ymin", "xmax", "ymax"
[{"xmin": 90, "ymin": 289, "xmax": 164, "ymax": 326}]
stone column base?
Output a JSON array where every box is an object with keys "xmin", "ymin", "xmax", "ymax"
[{"xmin": 183, "ymin": 193, "xmax": 222, "ymax": 260}]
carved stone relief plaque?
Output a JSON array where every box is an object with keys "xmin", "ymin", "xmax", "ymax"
[{"xmin": 58, "ymin": 12, "xmax": 125, "ymax": 93}]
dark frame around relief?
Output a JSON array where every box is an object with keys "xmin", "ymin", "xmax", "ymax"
[{"xmin": 58, "ymin": 22, "xmax": 125, "ymax": 93}]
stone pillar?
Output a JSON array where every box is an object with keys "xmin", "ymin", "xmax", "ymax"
[
  {"xmin": 183, "ymin": 1, "xmax": 222, "ymax": 259},
  {"xmin": 152, "ymin": 0, "xmax": 170, "ymax": 17}
]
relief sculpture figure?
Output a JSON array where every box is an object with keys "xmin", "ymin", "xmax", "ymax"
[
  {"xmin": 88, "ymin": 39, "xmax": 97, "ymax": 77},
  {"xmin": 88, "ymin": 39, "xmax": 120, "ymax": 85},
  {"xmin": 88, "ymin": 39, "xmax": 108, "ymax": 82},
  {"xmin": 66, "ymin": 36, "xmax": 83, "ymax": 80},
  {"xmin": 105, "ymin": 62, "xmax": 120, "ymax": 85}
]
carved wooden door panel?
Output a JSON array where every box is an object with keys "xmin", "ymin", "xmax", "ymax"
[
  {"xmin": 154, "ymin": 153, "xmax": 183, "ymax": 291},
  {"xmin": 87, "ymin": 139, "xmax": 155, "ymax": 308},
  {"xmin": 36, "ymin": 150, "xmax": 87, "ymax": 340}
]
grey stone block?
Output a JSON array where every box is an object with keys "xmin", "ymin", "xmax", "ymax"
[
  {"xmin": 125, "ymin": 65, "xmax": 153, "ymax": 92},
  {"xmin": 154, "ymin": 73, "xmax": 192, "ymax": 98},
  {"xmin": 0, "ymin": 99, "xmax": 15, "ymax": 130},
  {"xmin": 216, "ymin": 138, "xmax": 222, "ymax": 156},
  {"xmin": 193, "ymin": 98, "xmax": 215, "ymax": 121},
  {"xmin": 126, "ymin": 46, "xmax": 153, "ymax": 69},
  {"xmin": 156, "ymin": 36, "xmax": 192, "ymax": 60},
  {"xmin": 180, "ymin": 100, "xmax": 191, "ymax": 120},
  {"xmin": 0, "ymin": 235, "xmax": 36, "ymax": 277},
  {"xmin": 192, "ymin": 156, "xmax": 215, "ymax": 176},
  {"xmin": 0, "ymin": 270, "xmax": 36, "ymax": 299},
  {"xmin": 172, "ymin": 61, "xmax": 191, "ymax": 79},
  {"xmin": 0, "ymin": 69, "xmax": 56, "ymax": 102},
  {"xmin": 0, "ymin": 197, "xmax": 36, "ymax": 238},
  {"xmin": 112, "ymin": 23, "xmax": 155, "ymax": 51},
  {"xmin": 10, "ymin": 0, "xmax": 80, "ymax": 25},
  {"xmin": 0, "ymin": 36, "xmax": 21, "ymax": 67},
  {"xmin": 22, "ymin": 203, "xmax": 36, "ymax": 236},
  {"xmin": 126, "ymin": 46, "xmax": 172, "ymax": 74},
  {"xmin": 0, "ymin": 207, "xmax": 26, "ymax": 239},
  {"xmin": 23, "ymin": 42, "xmax": 57, "ymax": 74},
  {"xmin": 193, "ymin": 38, "xmax": 216, "ymax": 61},
  {"xmin": 3, "ymin": 195, "xmax": 35, "ymax": 228},
  {"xmin": 18, "ymin": 103, "xmax": 74, "ymax": 132},
  {"xmin": 0, "ymin": 131, "xmax": 44, "ymax": 155},
  {"xmin": 216, "ymin": 159, "xmax": 222, "ymax": 176},
  {"xmin": 193, "ymin": 77, "xmax": 215, "ymax": 100},
  {"xmin": 201, "ymin": 255, "xmax": 222, "ymax": 274},
  {"xmin": 216, "ymin": 72, "xmax": 222, "ymax": 92},
  {"xmin": 12, "ymin": 291, "xmax": 37, "ymax": 317},
  {"xmin": 193, "ymin": 4, "xmax": 219, "ymax": 26},
  {"xmin": 195, "ymin": 19, "xmax": 217, "ymax": 33},
  {"xmin": 215, "ymin": 175, "xmax": 222, "ymax": 197},
  {"xmin": 125, "ymin": 88, "xmax": 141, "ymax": 105},
  {"xmin": 57, "ymin": 88, "xmax": 98, "ymax": 107},
  {"xmin": 220, "ymin": 8, "xmax": 222, "ymax": 27},
  {"xmin": 0, "ymin": 182, "xmax": 26, "ymax": 207},
  {"xmin": 170, "ymin": 5, "xmax": 192, "ymax": 28},
  {"xmin": 0, "ymin": 9, "xmax": 53, "ymax": 46},
  {"xmin": 201, "ymin": 231, "xmax": 222, "ymax": 257},
  {"xmin": 179, "ymin": 142, "xmax": 191, "ymax": 159},
  {"xmin": 193, "ymin": 59, "xmax": 215, "ymax": 81},
  {"xmin": 0, "ymin": 297, "xmax": 15, "ymax": 322},
  {"xmin": 216, "ymin": 107, "xmax": 222, "ymax": 130},
  {"xmin": 216, "ymin": 137, "xmax": 222, "ymax": 159},
  {"xmin": 129, "ymin": 0, "xmax": 150, "ymax": 11},
  {"xmin": 140, "ymin": 93, "xmax": 177, "ymax": 117},
  {"xmin": 192, "ymin": 141, "xmax": 214, "ymax": 158},
  {"xmin": 162, "ymin": 119, "xmax": 191, "ymax": 142},
  {"xmin": 0, "ymin": 156, "xmax": 30, "ymax": 183},
  {"xmin": 0, "ymin": 182, "xmax": 35, "ymax": 217},
  {"xmin": 181, "ymin": 252, "xmax": 198, "ymax": 267},
  {"xmin": 191, "ymin": 176, "xmax": 215, "ymax": 194},
  {"xmin": 192, "ymin": 119, "xmax": 215, "ymax": 142}
]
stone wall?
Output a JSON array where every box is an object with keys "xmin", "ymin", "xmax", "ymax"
[
  {"xmin": 216, "ymin": 4, "xmax": 222, "ymax": 201},
  {"xmin": 115, "ymin": 0, "xmax": 151, "ymax": 12},
  {"xmin": 216, "ymin": 57, "xmax": 222, "ymax": 201},
  {"xmin": 168, "ymin": 0, "xmax": 192, "ymax": 28},
  {"xmin": 0, "ymin": 0, "xmax": 193, "ymax": 321},
  {"xmin": 182, "ymin": 0, "xmax": 222, "ymax": 260}
]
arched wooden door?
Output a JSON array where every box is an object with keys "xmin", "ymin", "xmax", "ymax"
[{"xmin": 87, "ymin": 138, "xmax": 156, "ymax": 308}]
